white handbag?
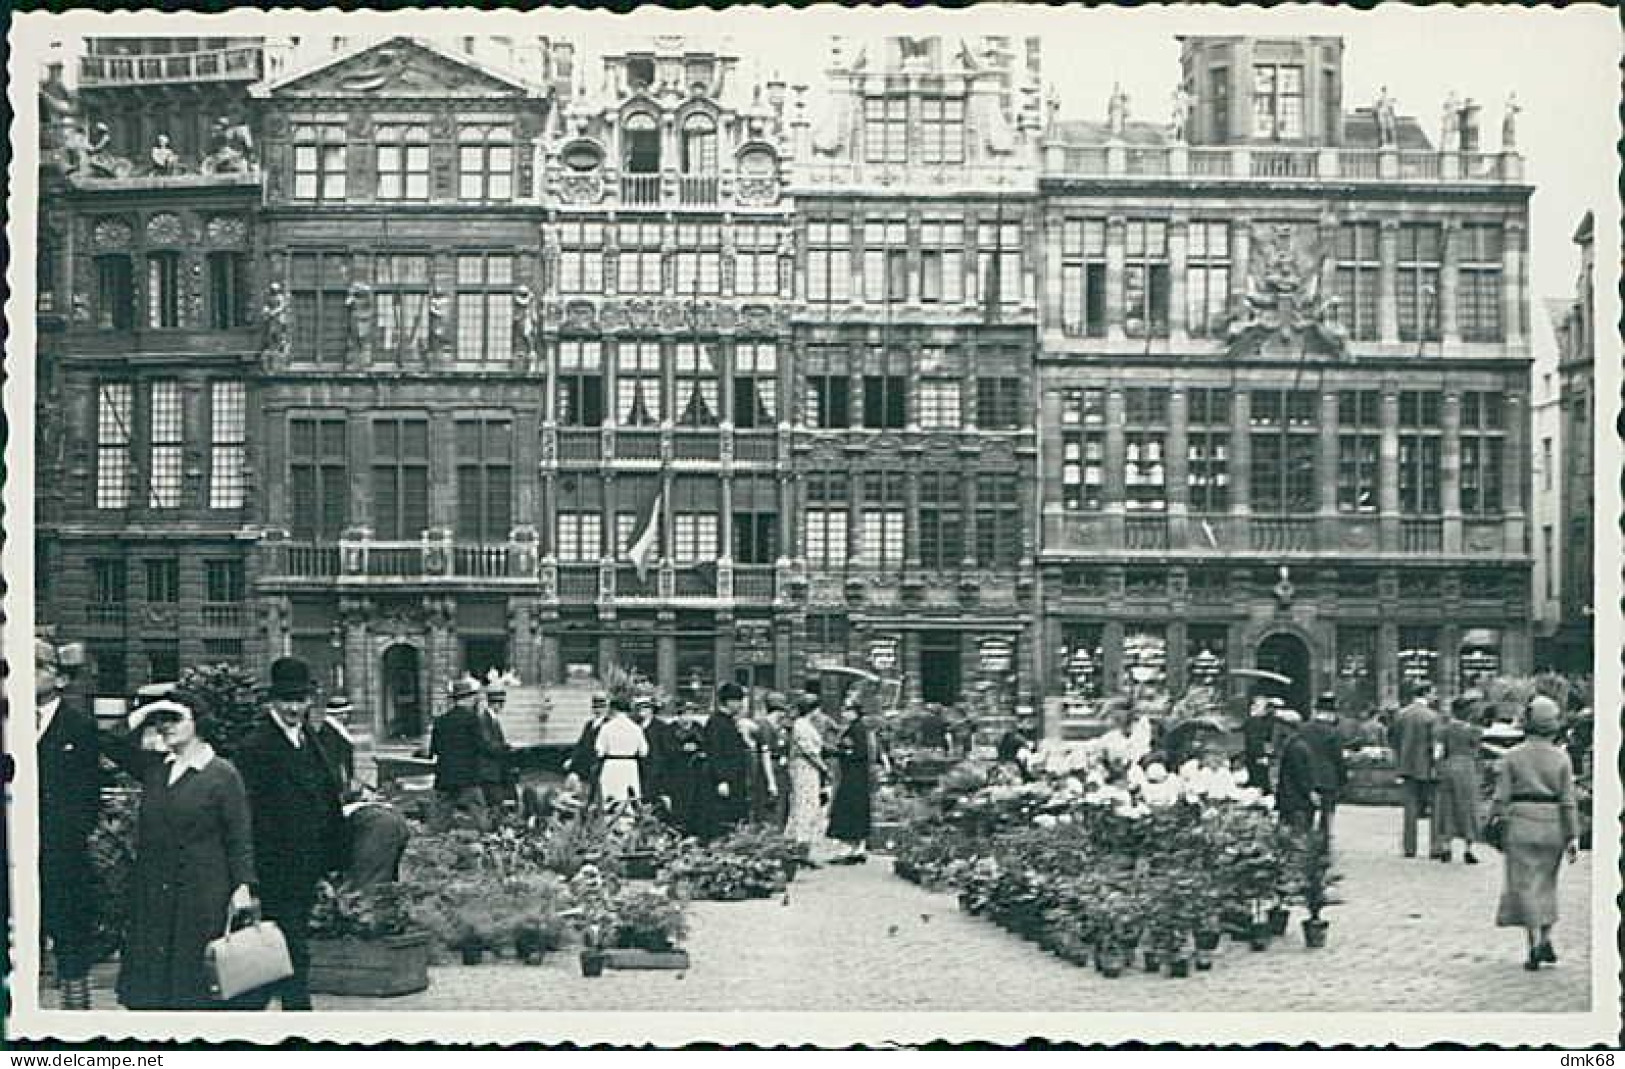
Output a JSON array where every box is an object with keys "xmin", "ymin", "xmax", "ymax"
[{"xmin": 204, "ymin": 903, "xmax": 293, "ymax": 1001}]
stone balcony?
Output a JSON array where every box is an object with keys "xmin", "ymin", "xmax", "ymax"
[
  {"xmin": 552, "ymin": 561, "xmax": 784, "ymax": 607},
  {"xmin": 1041, "ymin": 512, "xmax": 1522, "ymax": 561},
  {"xmin": 80, "ymin": 46, "xmax": 262, "ymax": 88},
  {"xmin": 256, "ymin": 526, "xmax": 542, "ymax": 586},
  {"xmin": 1043, "ymin": 143, "xmax": 1524, "ymax": 186},
  {"xmin": 545, "ymin": 423, "xmax": 785, "ymax": 468},
  {"xmin": 546, "ymin": 167, "xmax": 784, "ymax": 211}
]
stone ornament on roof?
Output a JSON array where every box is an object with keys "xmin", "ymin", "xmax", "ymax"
[{"xmin": 1223, "ymin": 224, "xmax": 1347, "ymax": 360}]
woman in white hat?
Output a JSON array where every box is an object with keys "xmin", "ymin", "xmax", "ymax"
[{"xmin": 1491, "ymin": 695, "xmax": 1580, "ymax": 970}]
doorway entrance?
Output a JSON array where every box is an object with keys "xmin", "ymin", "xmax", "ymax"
[
  {"xmin": 919, "ymin": 632, "xmax": 963, "ymax": 705},
  {"xmin": 1255, "ymin": 632, "xmax": 1312, "ymax": 714},
  {"xmin": 381, "ymin": 643, "xmax": 424, "ymax": 741}
]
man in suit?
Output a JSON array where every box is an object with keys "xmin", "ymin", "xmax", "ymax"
[
  {"xmin": 475, "ymin": 679, "xmax": 515, "ymax": 811},
  {"xmin": 431, "ymin": 676, "xmax": 499, "ymax": 824},
  {"xmin": 1301, "ymin": 692, "xmax": 1349, "ymax": 845},
  {"xmin": 235, "ymin": 656, "xmax": 347, "ymax": 1010},
  {"xmin": 697, "ymin": 682, "xmax": 753, "ymax": 840},
  {"xmin": 1241, "ymin": 694, "xmax": 1277, "ymax": 795},
  {"xmin": 1392, "ymin": 679, "xmax": 1442, "ymax": 859},
  {"xmin": 565, "ymin": 694, "xmax": 609, "ymax": 805},
  {"xmin": 1273, "ymin": 709, "xmax": 1317, "ymax": 833},
  {"xmin": 36, "ymin": 637, "xmax": 101, "ymax": 1009}
]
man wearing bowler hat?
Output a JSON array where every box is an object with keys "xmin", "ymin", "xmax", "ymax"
[
  {"xmin": 235, "ymin": 656, "xmax": 346, "ymax": 1010},
  {"xmin": 431, "ymin": 676, "xmax": 501, "ymax": 823},
  {"xmin": 696, "ymin": 682, "xmax": 752, "ymax": 840},
  {"xmin": 36, "ymin": 637, "xmax": 101, "ymax": 1009}
]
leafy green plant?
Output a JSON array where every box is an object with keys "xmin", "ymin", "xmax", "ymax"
[
  {"xmin": 172, "ymin": 662, "xmax": 265, "ymax": 760},
  {"xmin": 611, "ymin": 889, "xmax": 688, "ymax": 951},
  {"xmin": 309, "ymin": 879, "xmax": 424, "ymax": 941},
  {"xmin": 87, "ymin": 785, "xmax": 140, "ymax": 959}
]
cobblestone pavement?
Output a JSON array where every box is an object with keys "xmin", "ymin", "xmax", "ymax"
[
  {"xmin": 47, "ymin": 807, "xmax": 1593, "ymax": 1016},
  {"xmin": 313, "ymin": 806, "xmax": 1593, "ymax": 1014}
]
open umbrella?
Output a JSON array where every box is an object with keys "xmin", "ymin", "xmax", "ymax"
[{"xmin": 1228, "ymin": 667, "xmax": 1292, "ymax": 686}]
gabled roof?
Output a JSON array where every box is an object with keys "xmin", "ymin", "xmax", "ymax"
[{"xmin": 256, "ymin": 35, "xmax": 540, "ymax": 100}]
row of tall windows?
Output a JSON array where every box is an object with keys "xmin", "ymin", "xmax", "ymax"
[
  {"xmin": 862, "ymin": 96, "xmax": 966, "ymax": 166},
  {"xmin": 804, "ymin": 471, "xmax": 1023, "ymax": 569},
  {"xmin": 555, "ymin": 340, "xmax": 779, "ymax": 428},
  {"xmin": 92, "ymin": 252, "xmax": 248, "ymax": 331},
  {"xmin": 804, "ymin": 216, "xmax": 1024, "ymax": 306},
  {"xmin": 95, "ymin": 381, "xmax": 246, "ymax": 510},
  {"xmin": 293, "ymin": 122, "xmax": 512, "ymax": 203}
]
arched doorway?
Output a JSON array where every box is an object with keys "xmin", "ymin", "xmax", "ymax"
[
  {"xmin": 381, "ymin": 643, "xmax": 424, "ymax": 741},
  {"xmin": 1255, "ymin": 632, "xmax": 1312, "ymax": 714}
]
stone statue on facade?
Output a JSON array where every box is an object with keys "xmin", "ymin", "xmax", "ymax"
[
  {"xmin": 1501, "ymin": 91, "xmax": 1520, "ymax": 152},
  {"xmin": 1374, "ymin": 86, "xmax": 1398, "ymax": 147},
  {"xmin": 78, "ymin": 122, "xmax": 133, "ymax": 178},
  {"xmin": 345, "ymin": 282, "xmax": 373, "ymax": 364},
  {"xmin": 1107, "ymin": 82, "xmax": 1130, "ymax": 137},
  {"xmin": 1441, "ymin": 91, "xmax": 1460, "ymax": 152},
  {"xmin": 512, "ymin": 284, "xmax": 538, "ymax": 371},
  {"xmin": 201, "ymin": 116, "xmax": 255, "ymax": 174},
  {"xmin": 260, "ymin": 282, "xmax": 290, "ymax": 367},
  {"xmin": 1169, "ymin": 82, "xmax": 1193, "ymax": 142},
  {"xmin": 1223, "ymin": 224, "xmax": 1347, "ymax": 359},
  {"xmin": 426, "ymin": 286, "xmax": 451, "ymax": 362},
  {"xmin": 40, "ymin": 61, "xmax": 79, "ymax": 173},
  {"xmin": 149, "ymin": 134, "xmax": 182, "ymax": 176}
]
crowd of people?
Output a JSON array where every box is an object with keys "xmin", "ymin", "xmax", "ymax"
[{"xmin": 37, "ymin": 642, "xmax": 405, "ymax": 1012}]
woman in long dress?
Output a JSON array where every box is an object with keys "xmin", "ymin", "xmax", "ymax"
[
  {"xmin": 1491, "ymin": 696, "xmax": 1580, "ymax": 970},
  {"xmin": 595, "ymin": 698, "xmax": 649, "ymax": 805},
  {"xmin": 826, "ymin": 705, "xmax": 874, "ymax": 864},
  {"xmin": 1434, "ymin": 694, "xmax": 1485, "ymax": 864},
  {"xmin": 785, "ymin": 697, "xmax": 831, "ymax": 849}
]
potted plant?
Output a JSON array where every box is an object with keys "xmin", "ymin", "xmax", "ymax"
[
  {"xmin": 307, "ymin": 881, "xmax": 434, "ymax": 997},
  {"xmin": 1299, "ymin": 834, "xmax": 1340, "ymax": 949},
  {"xmin": 510, "ymin": 906, "xmax": 566, "ymax": 966},
  {"xmin": 447, "ymin": 901, "xmax": 500, "ymax": 966},
  {"xmin": 604, "ymin": 889, "xmax": 691, "ymax": 970}
]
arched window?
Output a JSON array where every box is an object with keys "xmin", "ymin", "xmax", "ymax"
[
  {"xmin": 623, "ymin": 112, "xmax": 661, "ymax": 174},
  {"xmin": 681, "ymin": 113, "xmax": 717, "ymax": 174}
]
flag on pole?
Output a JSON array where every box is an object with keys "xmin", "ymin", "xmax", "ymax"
[
  {"xmin": 626, "ymin": 490, "xmax": 663, "ymax": 582},
  {"xmin": 1201, "ymin": 519, "xmax": 1219, "ymax": 550}
]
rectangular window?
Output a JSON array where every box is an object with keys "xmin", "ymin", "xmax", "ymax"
[
  {"xmin": 863, "ymin": 97, "xmax": 907, "ymax": 164},
  {"xmin": 920, "ymin": 97, "xmax": 966, "ymax": 164},
  {"xmin": 1398, "ymin": 224, "xmax": 1443, "ymax": 343},
  {"xmin": 858, "ymin": 473, "xmax": 906, "ymax": 567},
  {"xmin": 919, "ymin": 218, "xmax": 965, "ymax": 305},
  {"xmin": 976, "ymin": 377, "xmax": 1022, "ymax": 430},
  {"xmin": 459, "ymin": 123, "xmax": 514, "ymax": 201},
  {"xmin": 1250, "ymin": 389, "xmax": 1317, "ymax": 514},
  {"xmin": 290, "ymin": 251, "xmax": 349, "ymax": 363},
  {"xmin": 674, "ymin": 222, "xmax": 723, "ymax": 296},
  {"xmin": 97, "ymin": 382, "xmax": 132, "ymax": 509},
  {"xmin": 92, "ymin": 558, "xmax": 128, "ymax": 606},
  {"xmin": 1398, "ymin": 390, "xmax": 1442, "ymax": 514},
  {"xmin": 144, "ymin": 558, "xmax": 179, "ymax": 603},
  {"xmin": 209, "ymin": 381, "xmax": 247, "ymax": 509},
  {"xmin": 975, "ymin": 473, "xmax": 1022, "ymax": 568},
  {"xmin": 805, "ymin": 473, "xmax": 850, "ymax": 567},
  {"xmin": 146, "ymin": 252, "xmax": 181, "ymax": 329},
  {"xmin": 206, "ymin": 252, "xmax": 248, "ymax": 329},
  {"xmin": 807, "ymin": 374, "xmax": 851, "ymax": 430},
  {"xmin": 1460, "ymin": 391, "xmax": 1505, "ymax": 516},
  {"xmin": 557, "ymin": 340, "xmax": 605, "ymax": 427},
  {"xmin": 1124, "ymin": 388, "xmax": 1169, "ymax": 513},
  {"xmin": 95, "ymin": 255, "xmax": 134, "ymax": 330},
  {"xmin": 558, "ymin": 221, "xmax": 606, "ymax": 295},
  {"xmin": 556, "ymin": 512, "xmax": 602, "ymax": 563},
  {"xmin": 1398, "ymin": 625, "xmax": 1440, "ymax": 690},
  {"xmin": 1060, "ymin": 218, "xmax": 1107, "ymax": 337},
  {"xmin": 1337, "ymin": 389, "xmax": 1381, "ymax": 513},
  {"xmin": 292, "ymin": 123, "xmax": 346, "ymax": 202},
  {"xmin": 863, "ymin": 218, "xmax": 909, "ymax": 304},
  {"xmin": 371, "ymin": 417, "xmax": 430, "ymax": 541},
  {"xmin": 375, "ymin": 123, "xmax": 430, "ymax": 201},
  {"xmin": 732, "ymin": 476, "xmax": 779, "ymax": 565},
  {"xmin": 617, "ymin": 221, "xmax": 664, "ymax": 295},
  {"xmin": 672, "ymin": 513, "xmax": 717, "ymax": 565},
  {"xmin": 1187, "ymin": 387, "xmax": 1231, "ymax": 512},
  {"xmin": 1186, "ymin": 221, "xmax": 1231, "ymax": 338},
  {"xmin": 456, "ymin": 419, "xmax": 513, "ymax": 542},
  {"xmin": 373, "ymin": 252, "xmax": 430, "ymax": 358},
  {"xmin": 205, "ymin": 559, "xmax": 246, "ymax": 604},
  {"xmin": 1253, "ymin": 63, "xmax": 1304, "ymax": 139},
  {"xmin": 616, "ymin": 340, "xmax": 663, "ymax": 426},
  {"xmin": 807, "ymin": 220, "xmax": 852, "ymax": 304},
  {"xmin": 1123, "ymin": 220, "xmax": 1169, "ymax": 337},
  {"xmin": 917, "ymin": 380, "xmax": 962, "ymax": 430},
  {"xmin": 1541, "ymin": 436, "xmax": 1553, "ymax": 492},
  {"xmin": 733, "ymin": 223, "xmax": 785, "ymax": 297},
  {"xmin": 1334, "ymin": 223, "xmax": 1380, "ymax": 342},
  {"xmin": 1061, "ymin": 388, "xmax": 1106, "ymax": 512},
  {"xmin": 975, "ymin": 220, "xmax": 1023, "ymax": 307},
  {"xmin": 455, "ymin": 252, "xmax": 513, "ymax": 364},
  {"xmin": 862, "ymin": 375, "xmax": 907, "ymax": 430},
  {"xmin": 148, "ymin": 380, "xmax": 183, "ymax": 509},
  {"xmin": 289, "ymin": 416, "xmax": 348, "ymax": 540},
  {"xmin": 674, "ymin": 343, "xmax": 720, "ymax": 427},
  {"xmin": 917, "ymin": 472, "xmax": 963, "ymax": 570},
  {"xmin": 1210, "ymin": 66, "xmax": 1230, "ymax": 142},
  {"xmin": 1458, "ymin": 224, "xmax": 1505, "ymax": 342},
  {"xmin": 734, "ymin": 341, "xmax": 778, "ymax": 428}
]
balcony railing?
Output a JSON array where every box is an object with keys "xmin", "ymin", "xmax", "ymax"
[
  {"xmin": 1401, "ymin": 519, "xmax": 1444, "ymax": 555},
  {"xmin": 620, "ymin": 173, "xmax": 663, "ymax": 207},
  {"xmin": 734, "ymin": 566, "xmax": 776, "ymax": 602},
  {"xmin": 1125, "ymin": 516, "xmax": 1170, "ymax": 551},
  {"xmin": 454, "ymin": 543, "xmax": 511, "ymax": 579},
  {"xmin": 79, "ymin": 46, "xmax": 261, "ymax": 86},
  {"xmin": 673, "ymin": 566, "xmax": 718, "ymax": 598},
  {"xmin": 558, "ymin": 565, "xmax": 599, "ymax": 600},
  {"xmin": 1044, "ymin": 143, "xmax": 1520, "ymax": 184},
  {"xmin": 1251, "ymin": 150, "xmax": 1320, "ymax": 179},
  {"xmin": 1188, "ymin": 148, "xmax": 1233, "ymax": 177},
  {"xmin": 677, "ymin": 174, "xmax": 720, "ymax": 206},
  {"xmin": 617, "ymin": 431, "xmax": 662, "ymax": 461},
  {"xmin": 84, "ymin": 604, "xmax": 126, "ymax": 627},
  {"xmin": 201, "ymin": 603, "xmax": 246, "ymax": 629},
  {"xmin": 1249, "ymin": 516, "xmax": 1317, "ymax": 554},
  {"xmin": 671, "ymin": 433, "xmax": 722, "ymax": 461},
  {"xmin": 734, "ymin": 433, "xmax": 777, "ymax": 462},
  {"xmin": 557, "ymin": 430, "xmax": 602, "ymax": 463}
]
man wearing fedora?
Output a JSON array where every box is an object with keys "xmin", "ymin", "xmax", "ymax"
[
  {"xmin": 1393, "ymin": 678, "xmax": 1443, "ymax": 860},
  {"xmin": 36, "ymin": 637, "xmax": 101, "ymax": 1009},
  {"xmin": 236, "ymin": 655, "xmax": 347, "ymax": 1010},
  {"xmin": 476, "ymin": 678, "xmax": 516, "ymax": 811},
  {"xmin": 431, "ymin": 676, "xmax": 501, "ymax": 824}
]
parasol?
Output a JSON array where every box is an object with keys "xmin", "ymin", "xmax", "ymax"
[{"xmin": 1228, "ymin": 667, "xmax": 1292, "ymax": 686}]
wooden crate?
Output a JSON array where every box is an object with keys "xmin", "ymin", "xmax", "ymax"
[{"xmin": 309, "ymin": 932, "xmax": 431, "ymax": 997}]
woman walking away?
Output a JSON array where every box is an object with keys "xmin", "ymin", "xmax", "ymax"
[
  {"xmin": 113, "ymin": 700, "xmax": 259, "ymax": 1010},
  {"xmin": 785, "ymin": 694, "xmax": 831, "ymax": 854},
  {"xmin": 1492, "ymin": 696, "xmax": 1579, "ymax": 970},
  {"xmin": 1434, "ymin": 694, "xmax": 1485, "ymax": 864},
  {"xmin": 826, "ymin": 702, "xmax": 874, "ymax": 865}
]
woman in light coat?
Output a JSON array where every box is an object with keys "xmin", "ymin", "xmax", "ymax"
[
  {"xmin": 785, "ymin": 695, "xmax": 831, "ymax": 850},
  {"xmin": 595, "ymin": 697, "xmax": 650, "ymax": 805},
  {"xmin": 1491, "ymin": 696, "xmax": 1579, "ymax": 970}
]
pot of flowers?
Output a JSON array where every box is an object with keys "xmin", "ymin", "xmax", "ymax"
[
  {"xmin": 449, "ymin": 903, "xmax": 500, "ymax": 966},
  {"xmin": 1298, "ymin": 834, "xmax": 1340, "ymax": 949},
  {"xmin": 307, "ymin": 881, "xmax": 434, "ymax": 997},
  {"xmin": 512, "ymin": 909, "xmax": 566, "ymax": 966},
  {"xmin": 1167, "ymin": 938, "xmax": 1193, "ymax": 979},
  {"xmin": 605, "ymin": 889, "xmax": 691, "ymax": 971}
]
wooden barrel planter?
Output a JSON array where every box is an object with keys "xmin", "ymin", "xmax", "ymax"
[
  {"xmin": 1343, "ymin": 764, "xmax": 1404, "ymax": 807},
  {"xmin": 309, "ymin": 931, "xmax": 431, "ymax": 997}
]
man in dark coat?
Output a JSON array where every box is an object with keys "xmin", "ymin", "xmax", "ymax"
[
  {"xmin": 235, "ymin": 656, "xmax": 346, "ymax": 1010},
  {"xmin": 565, "ymin": 694, "xmax": 609, "ymax": 805},
  {"xmin": 431, "ymin": 676, "xmax": 499, "ymax": 823},
  {"xmin": 36, "ymin": 637, "xmax": 101, "ymax": 1009},
  {"xmin": 1391, "ymin": 679, "xmax": 1442, "ymax": 859},
  {"xmin": 638, "ymin": 697, "xmax": 679, "ymax": 822},
  {"xmin": 476, "ymin": 679, "xmax": 515, "ymax": 811},
  {"xmin": 1301, "ymin": 692, "xmax": 1349, "ymax": 844},
  {"xmin": 1273, "ymin": 709, "xmax": 1317, "ymax": 833},
  {"xmin": 1241, "ymin": 694, "xmax": 1277, "ymax": 795},
  {"xmin": 696, "ymin": 682, "xmax": 752, "ymax": 840}
]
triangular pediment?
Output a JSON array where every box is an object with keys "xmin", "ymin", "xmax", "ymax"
[{"xmin": 265, "ymin": 37, "xmax": 533, "ymax": 100}]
